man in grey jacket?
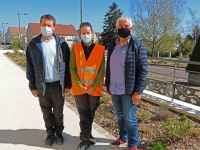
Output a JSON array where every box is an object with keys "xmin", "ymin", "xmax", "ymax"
[{"xmin": 26, "ymin": 14, "xmax": 71, "ymax": 147}]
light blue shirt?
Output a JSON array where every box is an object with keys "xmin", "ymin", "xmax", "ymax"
[
  {"xmin": 41, "ymin": 37, "xmax": 59, "ymax": 82},
  {"xmin": 110, "ymin": 37, "xmax": 130, "ymax": 94}
]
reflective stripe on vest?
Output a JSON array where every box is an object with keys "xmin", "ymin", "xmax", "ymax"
[
  {"xmin": 77, "ymin": 68, "xmax": 98, "ymax": 74},
  {"xmin": 72, "ymin": 79, "xmax": 103, "ymax": 85}
]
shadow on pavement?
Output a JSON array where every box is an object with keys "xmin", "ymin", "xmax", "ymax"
[{"xmin": 0, "ymin": 129, "xmax": 117, "ymax": 150}]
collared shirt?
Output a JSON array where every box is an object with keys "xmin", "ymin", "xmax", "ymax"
[
  {"xmin": 41, "ymin": 37, "xmax": 59, "ymax": 82},
  {"xmin": 110, "ymin": 37, "xmax": 130, "ymax": 94}
]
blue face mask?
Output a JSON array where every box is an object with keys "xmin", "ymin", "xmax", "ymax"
[
  {"xmin": 81, "ymin": 34, "xmax": 92, "ymax": 43},
  {"xmin": 41, "ymin": 26, "xmax": 53, "ymax": 37}
]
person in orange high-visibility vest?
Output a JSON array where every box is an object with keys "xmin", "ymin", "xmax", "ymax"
[{"xmin": 69, "ymin": 22, "xmax": 105, "ymax": 150}]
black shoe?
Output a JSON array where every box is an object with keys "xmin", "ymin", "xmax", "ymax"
[
  {"xmin": 89, "ymin": 135, "xmax": 96, "ymax": 144},
  {"xmin": 76, "ymin": 138, "xmax": 91, "ymax": 150},
  {"xmin": 45, "ymin": 135, "xmax": 55, "ymax": 147},
  {"xmin": 56, "ymin": 132, "xmax": 64, "ymax": 145}
]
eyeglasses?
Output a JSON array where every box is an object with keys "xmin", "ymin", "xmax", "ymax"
[{"xmin": 79, "ymin": 22, "xmax": 92, "ymax": 28}]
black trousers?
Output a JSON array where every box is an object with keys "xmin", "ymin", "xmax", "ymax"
[
  {"xmin": 38, "ymin": 81, "xmax": 64, "ymax": 136},
  {"xmin": 74, "ymin": 94, "xmax": 100, "ymax": 140}
]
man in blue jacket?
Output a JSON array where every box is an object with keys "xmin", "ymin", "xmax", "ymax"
[
  {"xmin": 105, "ymin": 16, "xmax": 148, "ymax": 150},
  {"xmin": 26, "ymin": 14, "xmax": 71, "ymax": 147}
]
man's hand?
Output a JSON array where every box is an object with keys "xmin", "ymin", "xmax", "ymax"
[
  {"xmin": 65, "ymin": 88, "xmax": 71, "ymax": 94},
  {"xmin": 132, "ymin": 92, "xmax": 141, "ymax": 105},
  {"xmin": 81, "ymin": 87, "xmax": 88, "ymax": 93},
  {"xmin": 31, "ymin": 90, "xmax": 38, "ymax": 97},
  {"xmin": 88, "ymin": 87, "xmax": 94, "ymax": 93}
]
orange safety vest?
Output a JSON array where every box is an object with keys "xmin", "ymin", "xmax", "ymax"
[{"xmin": 72, "ymin": 43, "xmax": 105, "ymax": 96}]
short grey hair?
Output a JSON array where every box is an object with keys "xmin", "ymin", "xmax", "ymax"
[{"xmin": 116, "ymin": 16, "xmax": 133, "ymax": 27}]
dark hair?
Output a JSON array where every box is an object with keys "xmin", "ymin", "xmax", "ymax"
[
  {"xmin": 79, "ymin": 22, "xmax": 93, "ymax": 30},
  {"xmin": 40, "ymin": 14, "xmax": 56, "ymax": 25}
]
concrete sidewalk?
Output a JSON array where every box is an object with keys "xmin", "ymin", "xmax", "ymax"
[{"xmin": 0, "ymin": 50, "xmax": 120, "ymax": 150}]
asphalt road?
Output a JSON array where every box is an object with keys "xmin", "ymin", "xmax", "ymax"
[{"xmin": 148, "ymin": 65, "xmax": 188, "ymax": 82}]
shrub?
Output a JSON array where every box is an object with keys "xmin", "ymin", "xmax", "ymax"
[
  {"xmin": 100, "ymin": 94, "xmax": 110, "ymax": 104},
  {"xmin": 138, "ymin": 125, "xmax": 153, "ymax": 134},
  {"xmin": 162, "ymin": 118, "xmax": 193, "ymax": 138},
  {"xmin": 190, "ymin": 128, "xmax": 200, "ymax": 138},
  {"xmin": 181, "ymin": 115, "xmax": 189, "ymax": 121},
  {"xmin": 158, "ymin": 60, "xmax": 164, "ymax": 64},
  {"xmin": 139, "ymin": 110, "xmax": 151, "ymax": 122},
  {"xmin": 154, "ymin": 109, "xmax": 170, "ymax": 121},
  {"xmin": 103, "ymin": 109, "xmax": 109, "ymax": 116},
  {"xmin": 159, "ymin": 104, "xmax": 168, "ymax": 110},
  {"xmin": 151, "ymin": 141, "xmax": 165, "ymax": 150},
  {"xmin": 186, "ymin": 36, "xmax": 200, "ymax": 73}
]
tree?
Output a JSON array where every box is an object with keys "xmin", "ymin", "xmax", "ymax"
[
  {"xmin": 130, "ymin": 0, "xmax": 185, "ymax": 57},
  {"xmin": 177, "ymin": 34, "xmax": 194, "ymax": 55},
  {"xmin": 72, "ymin": 36, "xmax": 80, "ymax": 44},
  {"xmin": 10, "ymin": 37, "xmax": 23, "ymax": 51},
  {"xmin": 99, "ymin": 2, "xmax": 123, "ymax": 47},
  {"xmin": 186, "ymin": 8, "xmax": 200, "ymax": 45},
  {"xmin": 186, "ymin": 36, "xmax": 200, "ymax": 72}
]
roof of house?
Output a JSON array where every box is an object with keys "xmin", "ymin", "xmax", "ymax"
[
  {"xmin": 28, "ymin": 23, "xmax": 78, "ymax": 35},
  {"xmin": 8, "ymin": 27, "xmax": 27, "ymax": 34}
]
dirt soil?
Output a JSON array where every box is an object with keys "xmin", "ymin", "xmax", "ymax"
[
  {"xmin": 5, "ymin": 52, "xmax": 200, "ymax": 150},
  {"xmin": 65, "ymin": 87, "xmax": 200, "ymax": 150}
]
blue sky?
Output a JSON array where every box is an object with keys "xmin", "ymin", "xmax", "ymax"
[{"xmin": 0, "ymin": 0, "xmax": 200, "ymax": 33}]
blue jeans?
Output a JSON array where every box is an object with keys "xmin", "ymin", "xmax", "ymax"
[{"xmin": 111, "ymin": 94, "xmax": 139, "ymax": 147}]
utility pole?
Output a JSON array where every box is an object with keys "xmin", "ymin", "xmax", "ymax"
[
  {"xmin": 2, "ymin": 22, "xmax": 9, "ymax": 44},
  {"xmin": 17, "ymin": 11, "xmax": 28, "ymax": 41},
  {"xmin": 80, "ymin": 0, "xmax": 82, "ymax": 23}
]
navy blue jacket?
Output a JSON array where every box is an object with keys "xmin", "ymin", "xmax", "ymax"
[
  {"xmin": 26, "ymin": 34, "xmax": 71, "ymax": 96},
  {"xmin": 105, "ymin": 36, "xmax": 148, "ymax": 96}
]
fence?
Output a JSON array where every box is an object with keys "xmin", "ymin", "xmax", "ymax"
[{"xmin": 147, "ymin": 58, "xmax": 200, "ymax": 106}]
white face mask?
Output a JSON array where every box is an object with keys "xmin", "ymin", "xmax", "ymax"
[
  {"xmin": 81, "ymin": 34, "xmax": 92, "ymax": 43},
  {"xmin": 41, "ymin": 26, "xmax": 53, "ymax": 37}
]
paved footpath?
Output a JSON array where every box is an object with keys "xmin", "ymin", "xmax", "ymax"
[{"xmin": 0, "ymin": 50, "xmax": 121, "ymax": 150}]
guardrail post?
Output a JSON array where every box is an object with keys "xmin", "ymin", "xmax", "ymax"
[{"xmin": 171, "ymin": 61, "xmax": 177, "ymax": 101}]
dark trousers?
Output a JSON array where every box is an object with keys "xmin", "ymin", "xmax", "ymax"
[
  {"xmin": 38, "ymin": 81, "xmax": 64, "ymax": 136},
  {"xmin": 74, "ymin": 94, "xmax": 100, "ymax": 139}
]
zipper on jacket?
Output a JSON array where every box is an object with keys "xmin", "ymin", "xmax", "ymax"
[
  {"xmin": 33, "ymin": 41, "xmax": 46, "ymax": 96},
  {"xmin": 57, "ymin": 42, "xmax": 64, "ymax": 96},
  {"xmin": 42, "ymin": 67, "xmax": 46, "ymax": 96}
]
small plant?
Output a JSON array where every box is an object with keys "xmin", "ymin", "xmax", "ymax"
[
  {"xmin": 151, "ymin": 60, "xmax": 157, "ymax": 63},
  {"xmin": 139, "ymin": 110, "xmax": 151, "ymax": 122},
  {"xmin": 103, "ymin": 109, "xmax": 109, "ymax": 116},
  {"xmin": 190, "ymin": 128, "xmax": 200, "ymax": 138},
  {"xmin": 154, "ymin": 105, "xmax": 170, "ymax": 120},
  {"xmin": 158, "ymin": 60, "xmax": 164, "ymax": 64},
  {"xmin": 162, "ymin": 118, "xmax": 193, "ymax": 138},
  {"xmin": 181, "ymin": 115, "xmax": 189, "ymax": 121},
  {"xmin": 163, "ymin": 61, "xmax": 167, "ymax": 64},
  {"xmin": 151, "ymin": 141, "xmax": 165, "ymax": 150},
  {"xmin": 138, "ymin": 125, "xmax": 153, "ymax": 134},
  {"xmin": 159, "ymin": 104, "xmax": 168, "ymax": 110},
  {"xmin": 100, "ymin": 94, "xmax": 109, "ymax": 104}
]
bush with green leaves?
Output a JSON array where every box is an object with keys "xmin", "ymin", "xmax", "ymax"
[
  {"xmin": 158, "ymin": 60, "xmax": 164, "ymax": 64},
  {"xmin": 159, "ymin": 104, "xmax": 168, "ymax": 110},
  {"xmin": 181, "ymin": 115, "xmax": 189, "ymax": 121},
  {"xmin": 139, "ymin": 110, "xmax": 151, "ymax": 122},
  {"xmin": 100, "ymin": 94, "xmax": 109, "ymax": 104},
  {"xmin": 154, "ymin": 104, "xmax": 171, "ymax": 120},
  {"xmin": 151, "ymin": 141, "xmax": 165, "ymax": 150},
  {"xmin": 162, "ymin": 118, "xmax": 193, "ymax": 138}
]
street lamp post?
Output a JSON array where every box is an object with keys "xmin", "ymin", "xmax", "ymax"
[
  {"xmin": 17, "ymin": 11, "xmax": 28, "ymax": 41},
  {"xmin": 80, "ymin": 0, "xmax": 82, "ymax": 23},
  {"xmin": 2, "ymin": 22, "xmax": 9, "ymax": 45}
]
